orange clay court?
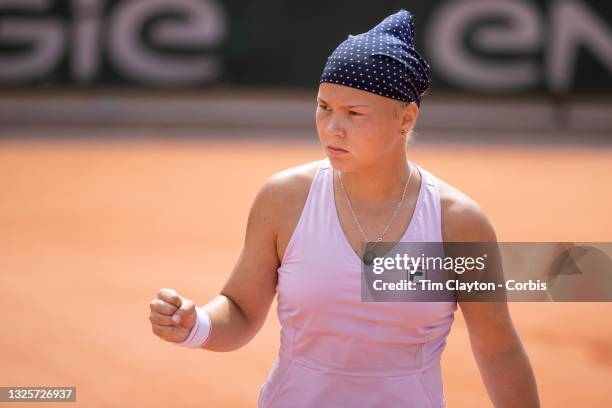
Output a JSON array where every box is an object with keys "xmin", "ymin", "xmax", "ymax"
[{"xmin": 1, "ymin": 139, "xmax": 611, "ymax": 407}]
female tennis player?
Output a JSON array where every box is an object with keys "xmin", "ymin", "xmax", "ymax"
[{"xmin": 149, "ymin": 9, "xmax": 540, "ymax": 407}]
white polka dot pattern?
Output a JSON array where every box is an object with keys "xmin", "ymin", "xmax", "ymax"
[{"xmin": 319, "ymin": 9, "xmax": 431, "ymax": 106}]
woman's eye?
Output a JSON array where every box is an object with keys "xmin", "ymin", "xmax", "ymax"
[{"xmin": 317, "ymin": 105, "xmax": 361, "ymax": 116}]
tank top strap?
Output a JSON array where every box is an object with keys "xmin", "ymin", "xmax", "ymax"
[{"xmin": 408, "ymin": 162, "xmax": 443, "ymax": 242}]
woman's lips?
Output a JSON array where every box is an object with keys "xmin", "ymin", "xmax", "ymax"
[{"xmin": 326, "ymin": 145, "xmax": 349, "ymax": 155}]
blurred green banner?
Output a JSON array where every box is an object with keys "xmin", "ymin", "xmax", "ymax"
[{"xmin": 1, "ymin": 0, "xmax": 611, "ymax": 95}]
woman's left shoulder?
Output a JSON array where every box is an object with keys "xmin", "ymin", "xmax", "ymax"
[{"xmin": 433, "ymin": 176, "xmax": 497, "ymax": 243}]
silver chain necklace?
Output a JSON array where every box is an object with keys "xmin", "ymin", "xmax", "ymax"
[{"xmin": 337, "ymin": 164, "xmax": 413, "ymax": 265}]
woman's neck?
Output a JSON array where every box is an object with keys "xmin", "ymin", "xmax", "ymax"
[{"xmin": 336, "ymin": 155, "xmax": 412, "ymax": 209}]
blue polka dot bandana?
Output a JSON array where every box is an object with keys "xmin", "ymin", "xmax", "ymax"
[{"xmin": 320, "ymin": 9, "xmax": 431, "ymax": 106}]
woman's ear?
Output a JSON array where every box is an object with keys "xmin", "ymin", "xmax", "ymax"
[{"xmin": 398, "ymin": 102, "xmax": 418, "ymax": 132}]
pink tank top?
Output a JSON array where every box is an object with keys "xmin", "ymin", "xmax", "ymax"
[{"xmin": 258, "ymin": 158, "xmax": 457, "ymax": 407}]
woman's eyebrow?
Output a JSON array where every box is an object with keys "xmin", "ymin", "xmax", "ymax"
[{"xmin": 317, "ymin": 97, "xmax": 369, "ymax": 108}]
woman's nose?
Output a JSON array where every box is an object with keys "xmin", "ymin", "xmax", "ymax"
[{"xmin": 325, "ymin": 115, "xmax": 345, "ymax": 138}]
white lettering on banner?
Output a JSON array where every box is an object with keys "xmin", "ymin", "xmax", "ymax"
[
  {"xmin": 0, "ymin": 0, "xmax": 64, "ymax": 83},
  {"xmin": 108, "ymin": 0, "xmax": 227, "ymax": 85},
  {"xmin": 548, "ymin": 0, "xmax": 612, "ymax": 93},
  {"xmin": 426, "ymin": 0, "xmax": 542, "ymax": 91},
  {"xmin": 427, "ymin": 0, "xmax": 612, "ymax": 92},
  {"xmin": 0, "ymin": 0, "xmax": 227, "ymax": 85},
  {"xmin": 72, "ymin": 0, "xmax": 103, "ymax": 84}
]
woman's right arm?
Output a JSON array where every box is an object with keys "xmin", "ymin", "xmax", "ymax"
[
  {"xmin": 150, "ymin": 169, "xmax": 305, "ymax": 351},
  {"xmin": 197, "ymin": 176, "xmax": 284, "ymax": 351}
]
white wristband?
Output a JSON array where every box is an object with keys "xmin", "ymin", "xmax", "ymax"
[{"xmin": 174, "ymin": 306, "xmax": 212, "ymax": 348}]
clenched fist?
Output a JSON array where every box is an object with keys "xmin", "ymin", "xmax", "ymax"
[{"xmin": 149, "ymin": 288, "xmax": 197, "ymax": 343}]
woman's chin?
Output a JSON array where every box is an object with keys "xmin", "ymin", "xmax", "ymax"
[{"xmin": 326, "ymin": 155, "xmax": 354, "ymax": 172}]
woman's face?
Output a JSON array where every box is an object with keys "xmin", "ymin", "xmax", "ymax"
[{"xmin": 316, "ymin": 82, "xmax": 416, "ymax": 172}]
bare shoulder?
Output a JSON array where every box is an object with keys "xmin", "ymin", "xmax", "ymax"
[
  {"xmin": 256, "ymin": 160, "xmax": 322, "ymax": 216},
  {"xmin": 266, "ymin": 160, "xmax": 322, "ymax": 194},
  {"xmin": 436, "ymin": 177, "xmax": 497, "ymax": 243}
]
